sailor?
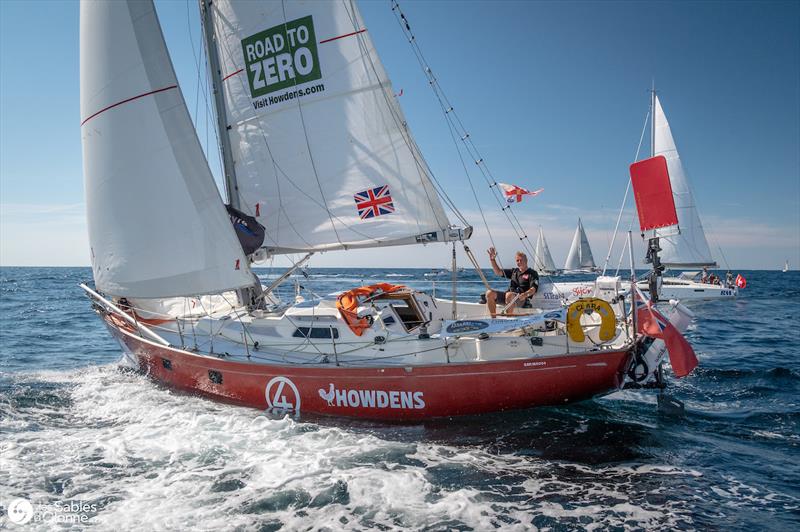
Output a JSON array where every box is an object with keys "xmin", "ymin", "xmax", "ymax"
[
  {"xmin": 485, "ymin": 248, "xmax": 539, "ymax": 317},
  {"xmin": 726, "ymin": 271, "xmax": 734, "ymax": 288},
  {"xmin": 701, "ymin": 266, "xmax": 709, "ymax": 284}
]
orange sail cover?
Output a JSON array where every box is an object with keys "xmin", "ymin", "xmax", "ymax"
[
  {"xmin": 336, "ymin": 283, "xmax": 407, "ymax": 336},
  {"xmin": 629, "ymin": 155, "xmax": 679, "ymax": 232}
]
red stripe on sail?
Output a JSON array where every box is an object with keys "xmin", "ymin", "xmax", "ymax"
[
  {"xmin": 80, "ymin": 85, "xmax": 178, "ymax": 126},
  {"xmin": 319, "ymin": 29, "xmax": 366, "ymax": 44},
  {"xmin": 222, "ymin": 68, "xmax": 243, "ymax": 82}
]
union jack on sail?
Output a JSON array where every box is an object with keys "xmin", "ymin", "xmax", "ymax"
[{"xmin": 354, "ymin": 185, "xmax": 395, "ymax": 220}]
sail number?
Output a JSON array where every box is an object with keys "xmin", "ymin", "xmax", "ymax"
[{"xmin": 242, "ymin": 16, "xmax": 322, "ymax": 97}]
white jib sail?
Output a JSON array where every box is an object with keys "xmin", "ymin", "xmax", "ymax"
[
  {"xmin": 564, "ymin": 219, "xmax": 596, "ymax": 271},
  {"xmin": 653, "ymin": 95, "xmax": 715, "ymax": 268},
  {"xmin": 533, "ymin": 226, "xmax": 557, "ymax": 273},
  {"xmin": 80, "ymin": 0, "xmax": 253, "ymax": 298},
  {"xmin": 209, "ymin": 0, "xmax": 452, "ymax": 254}
]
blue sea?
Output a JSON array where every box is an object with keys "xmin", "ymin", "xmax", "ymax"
[{"xmin": 1, "ymin": 267, "xmax": 798, "ymax": 530}]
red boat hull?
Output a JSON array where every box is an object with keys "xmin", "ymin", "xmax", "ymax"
[{"xmin": 108, "ymin": 322, "xmax": 632, "ymax": 420}]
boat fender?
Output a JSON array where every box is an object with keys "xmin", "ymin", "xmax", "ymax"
[{"xmin": 566, "ymin": 298, "xmax": 616, "ymax": 343}]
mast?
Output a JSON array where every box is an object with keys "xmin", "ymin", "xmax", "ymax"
[
  {"xmin": 199, "ymin": 0, "xmax": 240, "ymax": 209},
  {"xmin": 650, "ymin": 80, "xmax": 656, "ymax": 158},
  {"xmin": 646, "ymin": 81, "xmax": 663, "ymax": 301}
]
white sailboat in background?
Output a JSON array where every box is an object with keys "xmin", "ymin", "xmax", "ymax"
[
  {"xmin": 532, "ymin": 226, "xmax": 559, "ymax": 276},
  {"xmin": 637, "ymin": 93, "xmax": 738, "ymax": 300},
  {"xmin": 563, "ymin": 218, "xmax": 597, "ymax": 274},
  {"xmin": 78, "ymin": 0, "xmax": 690, "ymax": 420},
  {"xmin": 783, "ymin": 260, "xmax": 789, "ymax": 272}
]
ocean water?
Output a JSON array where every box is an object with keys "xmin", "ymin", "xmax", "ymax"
[{"xmin": 1, "ymin": 266, "xmax": 798, "ymax": 530}]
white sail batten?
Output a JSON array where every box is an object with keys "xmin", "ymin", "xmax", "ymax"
[
  {"xmin": 653, "ymin": 96, "xmax": 715, "ymax": 268},
  {"xmin": 80, "ymin": 0, "xmax": 253, "ymax": 298},
  {"xmin": 533, "ymin": 227, "xmax": 557, "ymax": 273},
  {"xmin": 209, "ymin": 0, "xmax": 453, "ymax": 255},
  {"xmin": 564, "ymin": 219, "xmax": 596, "ymax": 271}
]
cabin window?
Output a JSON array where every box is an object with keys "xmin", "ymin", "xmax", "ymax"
[{"xmin": 293, "ymin": 327, "xmax": 339, "ymax": 339}]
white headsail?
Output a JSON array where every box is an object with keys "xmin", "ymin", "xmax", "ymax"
[
  {"xmin": 206, "ymin": 0, "xmax": 456, "ymax": 255},
  {"xmin": 653, "ymin": 95, "xmax": 715, "ymax": 268},
  {"xmin": 564, "ymin": 218, "xmax": 596, "ymax": 272},
  {"xmin": 80, "ymin": 0, "xmax": 253, "ymax": 298},
  {"xmin": 533, "ymin": 226, "xmax": 557, "ymax": 274}
]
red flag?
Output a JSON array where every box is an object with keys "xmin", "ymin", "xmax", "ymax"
[
  {"xmin": 629, "ymin": 156, "xmax": 679, "ymax": 231},
  {"xmin": 735, "ymin": 274, "xmax": 747, "ymax": 289},
  {"xmin": 634, "ymin": 287, "xmax": 698, "ymax": 378}
]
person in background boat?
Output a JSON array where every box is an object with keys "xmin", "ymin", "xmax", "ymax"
[
  {"xmin": 726, "ymin": 271, "xmax": 734, "ymax": 288},
  {"xmin": 701, "ymin": 267, "xmax": 709, "ymax": 284},
  {"xmin": 485, "ymin": 248, "xmax": 539, "ymax": 317}
]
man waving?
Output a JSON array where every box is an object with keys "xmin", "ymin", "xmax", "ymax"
[{"xmin": 485, "ymin": 248, "xmax": 539, "ymax": 318}]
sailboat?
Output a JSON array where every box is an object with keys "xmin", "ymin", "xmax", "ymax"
[
  {"xmin": 80, "ymin": 0, "xmax": 690, "ymax": 420},
  {"xmin": 783, "ymin": 261, "xmax": 789, "ymax": 273},
  {"xmin": 563, "ymin": 218, "xmax": 598, "ymax": 274},
  {"xmin": 635, "ymin": 93, "xmax": 737, "ymax": 300},
  {"xmin": 532, "ymin": 226, "xmax": 559, "ymax": 276}
]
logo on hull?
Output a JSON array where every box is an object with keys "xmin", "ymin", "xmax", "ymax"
[
  {"xmin": 318, "ymin": 383, "xmax": 425, "ymax": 410},
  {"xmin": 265, "ymin": 376, "xmax": 301, "ymax": 414}
]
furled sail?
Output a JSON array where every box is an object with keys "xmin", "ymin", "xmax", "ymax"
[
  {"xmin": 80, "ymin": 0, "xmax": 253, "ymax": 298},
  {"xmin": 564, "ymin": 218, "xmax": 596, "ymax": 271},
  {"xmin": 653, "ymin": 96, "xmax": 715, "ymax": 268},
  {"xmin": 533, "ymin": 226, "xmax": 557, "ymax": 274},
  {"xmin": 207, "ymin": 0, "xmax": 455, "ymax": 254}
]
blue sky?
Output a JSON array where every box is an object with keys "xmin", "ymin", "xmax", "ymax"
[{"xmin": 1, "ymin": 0, "xmax": 798, "ymax": 270}]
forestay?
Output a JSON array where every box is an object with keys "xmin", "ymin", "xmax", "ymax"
[
  {"xmin": 208, "ymin": 0, "xmax": 453, "ymax": 254},
  {"xmin": 652, "ymin": 96, "xmax": 715, "ymax": 268},
  {"xmin": 80, "ymin": 0, "xmax": 252, "ymax": 298}
]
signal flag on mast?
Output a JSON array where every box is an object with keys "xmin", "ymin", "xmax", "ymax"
[{"xmin": 497, "ymin": 183, "xmax": 543, "ymax": 204}]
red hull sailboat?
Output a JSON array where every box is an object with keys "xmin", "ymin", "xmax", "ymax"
[{"xmin": 80, "ymin": 0, "xmax": 693, "ymax": 421}]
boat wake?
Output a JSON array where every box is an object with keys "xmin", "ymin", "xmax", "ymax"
[{"xmin": 3, "ymin": 361, "xmax": 796, "ymax": 529}]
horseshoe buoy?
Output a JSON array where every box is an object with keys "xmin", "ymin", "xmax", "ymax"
[{"xmin": 566, "ymin": 298, "xmax": 616, "ymax": 343}]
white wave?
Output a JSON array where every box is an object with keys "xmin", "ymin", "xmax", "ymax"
[{"xmin": 0, "ymin": 365, "xmax": 774, "ymax": 530}]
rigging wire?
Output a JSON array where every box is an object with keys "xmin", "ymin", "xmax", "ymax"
[
  {"xmin": 388, "ymin": 1, "xmax": 573, "ymax": 301},
  {"xmin": 389, "ymin": 1, "xmax": 538, "ymax": 263},
  {"xmin": 602, "ymin": 108, "xmax": 650, "ymax": 275}
]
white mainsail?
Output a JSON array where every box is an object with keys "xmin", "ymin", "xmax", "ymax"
[
  {"xmin": 207, "ymin": 0, "xmax": 455, "ymax": 255},
  {"xmin": 80, "ymin": 0, "xmax": 253, "ymax": 298},
  {"xmin": 564, "ymin": 218, "xmax": 596, "ymax": 271},
  {"xmin": 533, "ymin": 226, "xmax": 557, "ymax": 274},
  {"xmin": 653, "ymin": 95, "xmax": 715, "ymax": 268}
]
